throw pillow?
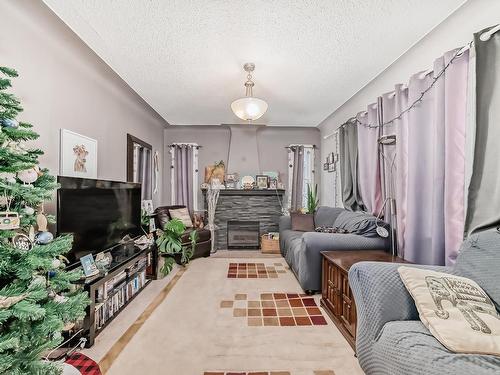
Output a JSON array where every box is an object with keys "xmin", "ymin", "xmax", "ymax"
[
  {"xmin": 290, "ymin": 213, "xmax": 315, "ymax": 232},
  {"xmin": 398, "ymin": 266, "xmax": 500, "ymax": 355},
  {"xmin": 169, "ymin": 207, "xmax": 193, "ymax": 228}
]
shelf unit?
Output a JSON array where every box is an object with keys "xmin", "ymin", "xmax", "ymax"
[{"xmin": 79, "ymin": 243, "xmax": 156, "ymax": 347}]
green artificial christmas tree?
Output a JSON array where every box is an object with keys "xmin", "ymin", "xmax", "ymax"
[{"xmin": 0, "ymin": 67, "xmax": 88, "ymax": 374}]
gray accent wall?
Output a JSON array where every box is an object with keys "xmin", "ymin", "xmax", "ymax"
[
  {"xmin": 164, "ymin": 125, "xmax": 321, "ymax": 209},
  {"xmin": 0, "ymin": 1, "xmax": 167, "ymax": 211}
]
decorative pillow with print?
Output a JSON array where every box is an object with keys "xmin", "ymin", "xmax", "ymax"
[
  {"xmin": 398, "ymin": 266, "xmax": 500, "ymax": 355},
  {"xmin": 169, "ymin": 207, "xmax": 193, "ymax": 228}
]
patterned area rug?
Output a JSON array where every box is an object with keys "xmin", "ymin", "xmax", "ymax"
[{"xmin": 105, "ymin": 256, "xmax": 362, "ymax": 375}]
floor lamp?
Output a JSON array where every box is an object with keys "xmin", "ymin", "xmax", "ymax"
[{"xmin": 377, "ymin": 134, "xmax": 398, "ymax": 257}]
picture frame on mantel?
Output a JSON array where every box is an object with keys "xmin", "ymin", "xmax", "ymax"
[
  {"xmin": 60, "ymin": 129, "xmax": 98, "ymax": 179},
  {"xmin": 255, "ymin": 175, "xmax": 269, "ymax": 189}
]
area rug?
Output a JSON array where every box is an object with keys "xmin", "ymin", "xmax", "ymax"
[{"xmin": 105, "ymin": 256, "xmax": 363, "ymax": 375}]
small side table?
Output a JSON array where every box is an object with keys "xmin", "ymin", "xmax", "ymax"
[{"xmin": 320, "ymin": 250, "xmax": 408, "ymax": 350}]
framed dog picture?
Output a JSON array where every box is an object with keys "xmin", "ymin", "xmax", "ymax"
[{"xmin": 60, "ymin": 129, "xmax": 97, "ymax": 178}]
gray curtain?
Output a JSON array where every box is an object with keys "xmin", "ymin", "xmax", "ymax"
[
  {"xmin": 339, "ymin": 122, "xmax": 364, "ymax": 211},
  {"xmin": 137, "ymin": 147, "xmax": 152, "ymax": 200},
  {"xmin": 290, "ymin": 145, "xmax": 304, "ymax": 211},
  {"xmin": 465, "ymin": 26, "xmax": 500, "ymax": 235},
  {"xmin": 173, "ymin": 144, "xmax": 194, "ymax": 213}
]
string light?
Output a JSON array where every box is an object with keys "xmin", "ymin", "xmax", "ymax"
[{"xmin": 337, "ymin": 42, "xmax": 472, "ymax": 130}]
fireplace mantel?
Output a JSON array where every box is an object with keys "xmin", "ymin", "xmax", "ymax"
[
  {"xmin": 202, "ymin": 189, "xmax": 285, "ymax": 250},
  {"xmin": 202, "ymin": 188, "xmax": 285, "ymax": 196}
]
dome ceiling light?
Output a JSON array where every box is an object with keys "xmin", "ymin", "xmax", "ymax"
[{"xmin": 231, "ymin": 63, "xmax": 268, "ymax": 121}]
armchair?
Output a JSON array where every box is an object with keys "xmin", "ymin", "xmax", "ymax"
[
  {"xmin": 153, "ymin": 205, "xmax": 211, "ymax": 260},
  {"xmin": 349, "ymin": 229, "xmax": 500, "ymax": 375}
]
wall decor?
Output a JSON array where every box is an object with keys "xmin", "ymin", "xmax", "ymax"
[
  {"xmin": 60, "ymin": 129, "xmax": 97, "ymax": 179},
  {"xmin": 256, "ymin": 175, "xmax": 269, "ymax": 189}
]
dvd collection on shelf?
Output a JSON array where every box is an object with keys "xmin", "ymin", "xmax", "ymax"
[{"xmin": 94, "ymin": 255, "xmax": 149, "ymax": 331}]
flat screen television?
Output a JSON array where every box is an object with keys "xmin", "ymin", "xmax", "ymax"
[{"xmin": 57, "ymin": 176, "xmax": 142, "ymax": 264}]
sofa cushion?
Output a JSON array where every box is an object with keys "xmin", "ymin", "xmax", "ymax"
[
  {"xmin": 290, "ymin": 213, "xmax": 314, "ymax": 232},
  {"xmin": 454, "ymin": 228, "xmax": 500, "ymax": 310},
  {"xmin": 333, "ymin": 210, "xmax": 382, "ymax": 237},
  {"xmin": 374, "ymin": 320, "xmax": 500, "ymax": 375},
  {"xmin": 313, "ymin": 206, "xmax": 345, "ymax": 227},
  {"xmin": 399, "ymin": 266, "xmax": 500, "ymax": 356}
]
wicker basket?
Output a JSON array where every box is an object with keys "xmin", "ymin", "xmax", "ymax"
[{"xmin": 261, "ymin": 235, "xmax": 280, "ymax": 254}]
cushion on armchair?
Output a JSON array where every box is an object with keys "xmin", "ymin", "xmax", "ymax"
[
  {"xmin": 398, "ymin": 266, "xmax": 500, "ymax": 356},
  {"xmin": 169, "ymin": 207, "xmax": 193, "ymax": 227}
]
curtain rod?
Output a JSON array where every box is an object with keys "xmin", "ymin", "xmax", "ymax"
[
  {"xmin": 285, "ymin": 144, "xmax": 316, "ymax": 149},
  {"xmin": 323, "ymin": 24, "xmax": 500, "ymax": 140},
  {"xmin": 168, "ymin": 143, "xmax": 202, "ymax": 148}
]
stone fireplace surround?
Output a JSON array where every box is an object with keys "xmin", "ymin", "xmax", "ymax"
[{"xmin": 203, "ymin": 189, "xmax": 285, "ymax": 250}]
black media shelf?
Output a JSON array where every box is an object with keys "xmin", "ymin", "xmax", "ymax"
[{"xmin": 79, "ymin": 241, "xmax": 157, "ymax": 347}]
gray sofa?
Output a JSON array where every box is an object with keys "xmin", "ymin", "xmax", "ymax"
[
  {"xmin": 279, "ymin": 206, "xmax": 389, "ymax": 293},
  {"xmin": 349, "ymin": 228, "xmax": 500, "ymax": 375}
]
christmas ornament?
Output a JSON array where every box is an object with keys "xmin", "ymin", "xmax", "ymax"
[
  {"xmin": 0, "ymin": 172, "xmax": 16, "ymax": 183},
  {"xmin": 0, "ymin": 294, "xmax": 26, "ymax": 309},
  {"xmin": 23, "ymin": 206, "xmax": 35, "ymax": 216},
  {"xmin": 0, "ymin": 211, "xmax": 20, "ymax": 230},
  {"xmin": 34, "ymin": 231, "xmax": 53, "ymax": 245},
  {"xmin": 36, "ymin": 206, "xmax": 48, "ymax": 231},
  {"xmin": 0, "ymin": 193, "xmax": 19, "ymax": 230},
  {"xmin": 51, "ymin": 258, "xmax": 61, "ymax": 269},
  {"xmin": 1, "ymin": 118, "xmax": 19, "ymax": 128},
  {"xmin": 12, "ymin": 233, "xmax": 33, "ymax": 251},
  {"xmin": 17, "ymin": 167, "xmax": 39, "ymax": 185},
  {"xmin": 29, "ymin": 275, "xmax": 46, "ymax": 288}
]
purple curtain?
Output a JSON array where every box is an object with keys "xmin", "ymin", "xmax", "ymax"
[
  {"xmin": 396, "ymin": 49, "xmax": 469, "ymax": 265},
  {"xmin": 174, "ymin": 145, "xmax": 194, "ymax": 213},
  {"xmin": 357, "ymin": 105, "xmax": 382, "ymax": 216}
]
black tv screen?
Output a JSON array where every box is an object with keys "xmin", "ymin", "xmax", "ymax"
[{"xmin": 57, "ymin": 176, "xmax": 142, "ymax": 263}]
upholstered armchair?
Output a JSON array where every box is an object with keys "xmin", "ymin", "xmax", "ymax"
[{"xmin": 153, "ymin": 205, "xmax": 211, "ymax": 260}]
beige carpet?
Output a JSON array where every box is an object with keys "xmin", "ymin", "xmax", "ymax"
[{"xmin": 105, "ymin": 256, "xmax": 363, "ymax": 375}]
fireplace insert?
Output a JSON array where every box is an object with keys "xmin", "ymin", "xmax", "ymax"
[{"xmin": 227, "ymin": 220, "xmax": 260, "ymax": 249}]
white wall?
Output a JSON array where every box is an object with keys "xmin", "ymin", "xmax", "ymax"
[{"xmin": 318, "ymin": 0, "xmax": 500, "ymax": 206}]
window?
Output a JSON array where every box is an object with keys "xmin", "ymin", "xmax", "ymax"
[{"xmin": 287, "ymin": 144, "xmax": 315, "ymax": 210}]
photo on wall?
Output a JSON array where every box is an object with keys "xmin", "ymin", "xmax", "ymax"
[{"xmin": 60, "ymin": 129, "xmax": 98, "ymax": 179}]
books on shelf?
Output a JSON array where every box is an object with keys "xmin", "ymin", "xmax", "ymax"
[{"xmin": 94, "ymin": 255, "xmax": 149, "ymax": 331}]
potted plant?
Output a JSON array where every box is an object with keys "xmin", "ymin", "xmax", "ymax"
[
  {"xmin": 306, "ymin": 183, "xmax": 319, "ymax": 214},
  {"xmin": 156, "ymin": 218, "xmax": 198, "ymax": 276}
]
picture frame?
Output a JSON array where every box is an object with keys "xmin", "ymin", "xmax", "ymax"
[
  {"xmin": 328, "ymin": 163, "xmax": 336, "ymax": 173},
  {"xmin": 60, "ymin": 129, "xmax": 98, "ymax": 179},
  {"xmin": 269, "ymin": 178, "xmax": 277, "ymax": 189},
  {"xmin": 323, "ymin": 163, "xmax": 329, "ymax": 171},
  {"xmin": 255, "ymin": 175, "xmax": 269, "ymax": 189},
  {"xmin": 80, "ymin": 253, "xmax": 99, "ymax": 277}
]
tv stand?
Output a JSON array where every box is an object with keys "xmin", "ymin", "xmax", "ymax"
[{"xmin": 78, "ymin": 241, "xmax": 157, "ymax": 347}]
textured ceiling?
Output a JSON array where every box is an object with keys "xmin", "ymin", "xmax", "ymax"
[{"xmin": 43, "ymin": 0, "xmax": 464, "ymax": 126}]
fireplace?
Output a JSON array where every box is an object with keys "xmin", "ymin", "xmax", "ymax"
[{"xmin": 227, "ymin": 221, "xmax": 260, "ymax": 249}]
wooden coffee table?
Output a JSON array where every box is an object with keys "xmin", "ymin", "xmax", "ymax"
[{"xmin": 320, "ymin": 250, "xmax": 408, "ymax": 350}]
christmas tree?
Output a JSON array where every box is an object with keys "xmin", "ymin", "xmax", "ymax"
[{"xmin": 0, "ymin": 67, "xmax": 88, "ymax": 374}]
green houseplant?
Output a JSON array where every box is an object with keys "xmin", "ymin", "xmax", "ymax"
[
  {"xmin": 306, "ymin": 183, "xmax": 319, "ymax": 214},
  {"xmin": 156, "ymin": 218, "xmax": 198, "ymax": 275}
]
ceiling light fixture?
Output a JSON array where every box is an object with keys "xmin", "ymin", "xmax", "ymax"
[{"xmin": 231, "ymin": 63, "xmax": 268, "ymax": 121}]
